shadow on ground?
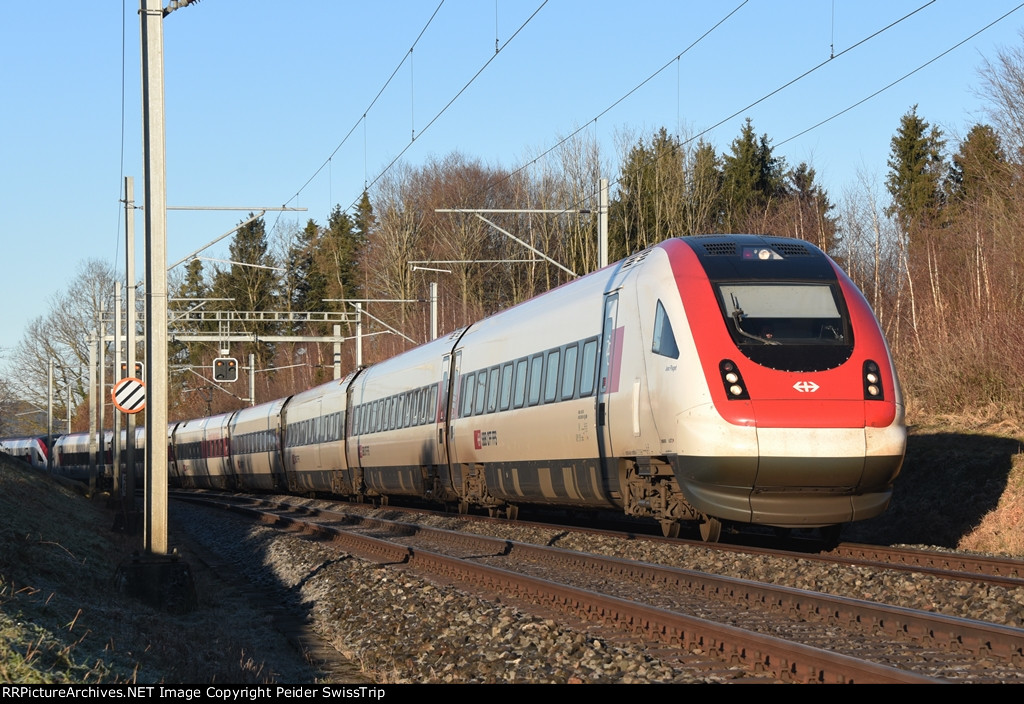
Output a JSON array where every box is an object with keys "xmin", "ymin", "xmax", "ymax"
[{"xmin": 841, "ymin": 430, "xmax": 1023, "ymax": 548}]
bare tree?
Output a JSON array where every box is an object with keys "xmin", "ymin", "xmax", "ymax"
[{"xmin": 9, "ymin": 259, "xmax": 118, "ymax": 430}]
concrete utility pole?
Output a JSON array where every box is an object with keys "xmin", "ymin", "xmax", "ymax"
[
  {"xmin": 46, "ymin": 360, "xmax": 53, "ymax": 472},
  {"xmin": 113, "ymin": 289, "xmax": 122, "ymax": 499},
  {"xmin": 88, "ymin": 331, "xmax": 97, "ymax": 496},
  {"xmin": 97, "ymin": 304, "xmax": 106, "ymax": 492},
  {"xmin": 118, "ymin": 0, "xmax": 197, "ymax": 614},
  {"xmin": 599, "ymin": 178, "xmax": 609, "ymax": 270},
  {"xmin": 141, "ymin": 0, "xmax": 169, "ymax": 557},
  {"xmin": 125, "ymin": 176, "xmax": 139, "ymax": 523},
  {"xmin": 430, "ymin": 282, "xmax": 438, "ymax": 340}
]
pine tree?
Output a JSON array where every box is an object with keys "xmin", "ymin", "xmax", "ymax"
[
  {"xmin": 211, "ymin": 214, "xmax": 279, "ymax": 366},
  {"xmin": 286, "ymin": 219, "xmax": 325, "ymax": 315},
  {"xmin": 946, "ymin": 123, "xmax": 1005, "ymax": 206},
  {"xmin": 685, "ymin": 139, "xmax": 723, "ymax": 235},
  {"xmin": 313, "ymin": 204, "xmax": 365, "ymax": 323},
  {"xmin": 170, "ymin": 257, "xmax": 210, "ymax": 367},
  {"xmin": 788, "ymin": 162, "xmax": 837, "ymax": 253},
  {"xmin": 884, "ymin": 105, "xmax": 946, "ymax": 243},
  {"xmin": 609, "ymin": 127, "xmax": 687, "ymax": 259},
  {"xmin": 720, "ymin": 118, "xmax": 788, "ymax": 233}
]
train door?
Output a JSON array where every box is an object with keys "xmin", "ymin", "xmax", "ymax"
[
  {"xmin": 598, "ymin": 291, "xmax": 622, "ymax": 472},
  {"xmin": 438, "ymin": 350, "xmax": 461, "ymax": 495}
]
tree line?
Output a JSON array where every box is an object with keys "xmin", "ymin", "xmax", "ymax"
[{"xmin": 4, "ymin": 39, "xmax": 1024, "ymax": 434}]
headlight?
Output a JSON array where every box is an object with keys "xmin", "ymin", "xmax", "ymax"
[
  {"xmin": 863, "ymin": 360, "xmax": 885, "ymax": 401},
  {"xmin": 719, "ymin": 360, "xmax": 749, "ymax": 400}
]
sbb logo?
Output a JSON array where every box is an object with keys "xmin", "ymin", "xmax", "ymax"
[{"xmin": 474, "ymin": 430, "xmax": 498, "ymax": 449}]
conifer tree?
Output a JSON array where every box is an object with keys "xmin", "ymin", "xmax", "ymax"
[
  {"xmin": 609, "ymin": 127, "xmax": 687, "ymax": 258},
  {"xmin": 946, "ymin": 123, "xmax": 1005, "ymax": 206},
  {"xmin": 884, "ymin": 105, "xmax": 946, "ymax": 244},
  {"xmin": 211, "ymin": 214, "xmax": 278, "ymax": 366},
  {"xmin": 720, "ymin": 118, "xmax": 788, "ymax": 232},
  {"xmin": 685, "ymin": 139, "xmax": 723, "ymax": 235},
  {"xmin": 170, "ymin": 257, "xmax": 211, "ymax": 367}
]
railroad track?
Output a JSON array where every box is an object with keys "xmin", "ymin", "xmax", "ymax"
[{"xmin": 170, "ymin": 491, "xmax": 1024, "ymax": 683}]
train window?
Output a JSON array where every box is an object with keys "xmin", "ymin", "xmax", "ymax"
[
  {"xmin": 513, "ymin": 358, "xmax": 528, "ymax": 408},
  {"xmin": 544, "ymin": 349, "xmax": 561, "ymax": 404},
  {"xmin": 579, "ymin": 338, "xmax": 598, "ymax": 397},
  {"xmin": 475, "ymin": 371, "xmax": 488, "ymax": 415},
  {"xmin": 487, "ymin": 366, "xmax": 500, "ymax": 413},
  {"xmin": 461, "ymin": 373, "xmax": 476, "ymax": 418},
  {"xmin": 652, "ymin": 300, "xmax": 680, "ymax": 359},
  {"xmin": 561, "ymin": 343, "xmax": 578, "ymax": 400},
  {"xmin": 499, "ymin": 362, "xmax": 513, "ymax": 411},
  {"xmin": 716, "ymin": 283, "xmax": 845, "ymax": 342},
  {"xmin": 528, "ymin": 354, "xmax": 543, "ymax": 406}
]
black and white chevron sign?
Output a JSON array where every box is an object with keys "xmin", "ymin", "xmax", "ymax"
[{"xmin": 112, "ymin": 377, "xmax": 146, "ymax": 414}]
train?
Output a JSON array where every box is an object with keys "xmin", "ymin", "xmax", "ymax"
[
  {"xmin": 3, "ymin": 235, "xmax": 906, "ymax": 542},
  {"xmin": 0, "ymin": 435, "xmax": 50, "ymax": 469}
]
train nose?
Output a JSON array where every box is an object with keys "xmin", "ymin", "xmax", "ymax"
[{"xmin": 672, "ymin": 403, "xmax": 905, "ymax": 526}]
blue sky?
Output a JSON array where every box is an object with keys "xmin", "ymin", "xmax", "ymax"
[{"xmin": 2, "ymin": 0, "xmax": 1023, "ymax": 361}]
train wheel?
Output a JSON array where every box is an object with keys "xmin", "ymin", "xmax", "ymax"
[
  {"xmin": 458, "ymin": 500, "xmax": 469, "ymax": 515},
  {"xmin": 506, "ymin": 505, "xmax": 519, "ymax": 521},
  {"xmin": 699, "ymin": 516, "xmax": 722, "ymax": 543},
  {"xmin": 660, "ymin": 520, "xmax": 681, "ymax": 538}
]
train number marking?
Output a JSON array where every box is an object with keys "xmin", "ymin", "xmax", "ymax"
[{"xmin": 792, "ymin": 381, "xmax": 820, "ymax": 393}]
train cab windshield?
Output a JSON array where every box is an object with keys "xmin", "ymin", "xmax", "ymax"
[{"xmin": 714, "ymin": 282, "xmax": 854, "ymax": 371}]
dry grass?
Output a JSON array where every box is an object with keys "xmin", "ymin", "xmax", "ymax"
[
  {"xmin": 0, "ymin": 457, "xmax": 318, "ymax": 684},
  {"xmin": 957, "ymin": 446, "xmax": 1024, "ymax": 555},
  {"xmin": 842, "ymin": 410, "xmax": 1024, "ymax": 557}
]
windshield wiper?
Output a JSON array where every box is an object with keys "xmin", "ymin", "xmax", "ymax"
[{"xmin": 729, "ymin": 293, "xmax": 780, "ymax": 345}]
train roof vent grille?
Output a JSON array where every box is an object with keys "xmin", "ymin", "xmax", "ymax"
[
  {"xmin": 701, "ymin": 242, "xmax": 737, "ymax": 256},
  {"xmin": 621, "ymin": 249, "xmax": 651, "ymax": 269},
  {"xmin": 771, "ymin": 241, "xmax": 813, "ymax": 257}
]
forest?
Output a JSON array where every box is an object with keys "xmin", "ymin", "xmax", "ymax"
[{"xmin": 3, "ymin": 40, "xmax": 1024, "ymax": 435}]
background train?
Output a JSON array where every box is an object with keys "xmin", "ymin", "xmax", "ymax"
[
  {"xmin": 3, "ymin": 235, "xmax": 906, "ymax": 541},
  {"xmin": 0, "ymin": 435, "xmax": 50, "ymax": 469}
]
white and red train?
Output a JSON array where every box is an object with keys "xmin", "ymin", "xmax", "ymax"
[
  {"xmin": 4, "ymin": 235, "xmax": 906, "ymax": 541},
  {"xmin": 0, "ymin": 436, "xmax": 50, "ymax": 468}
]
